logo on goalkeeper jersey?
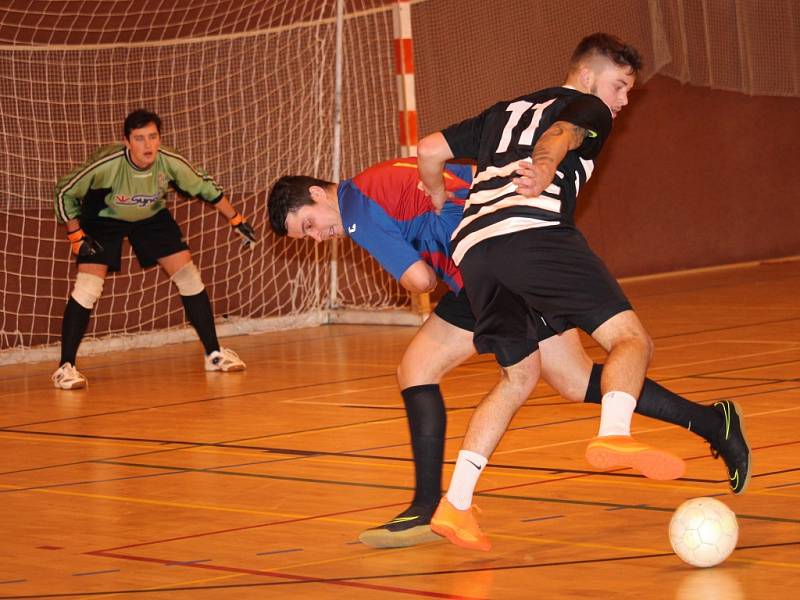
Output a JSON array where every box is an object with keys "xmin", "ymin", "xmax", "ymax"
[{"xmin": 115, "ymin": 194, "xmax": 160, "ymax": 207}]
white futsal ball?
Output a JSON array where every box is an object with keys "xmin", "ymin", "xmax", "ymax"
[{"xmin": 669, "ymin": 497, "xmax": 738, "ymax": 567}]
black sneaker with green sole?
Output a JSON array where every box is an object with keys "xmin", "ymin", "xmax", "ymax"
[{"xmin": 710, "ymin": 400, "xmax": 752, "ymax": 494}]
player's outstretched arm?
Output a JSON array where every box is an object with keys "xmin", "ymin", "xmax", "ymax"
[
  {"xmin": 417, "ymin": 132, "xmax": 455, "ymax": 213},
  {"xmin": 513, "ymin": 120, "xmax": 586, "ymax": 198},
  {"xmin": 214, "ymin": 196, "xmax": 257, "ymax": 248}
]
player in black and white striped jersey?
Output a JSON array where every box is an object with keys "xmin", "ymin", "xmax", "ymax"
[{"xmin": 416, "ymin": 33, "xmax": 748, "ymax": 551}]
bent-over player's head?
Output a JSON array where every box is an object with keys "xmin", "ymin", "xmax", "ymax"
[
  {"xmin": 567, "ymin": 33, "xmax": 642, "ymax": 119},
  {"xmin": 267, "ymin": 176, "xmax": 344, "ymax": 242},
  {"xmin": 123, "ymin": 109, "xmax": 162, "ymax": 169}
]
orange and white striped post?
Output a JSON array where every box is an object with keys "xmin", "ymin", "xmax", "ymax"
[
  {"xmin": 393, "ymin": 0, "xmax": 429, "ymax": 316},
  {"xmin": 394, "ymin": 0, "xmax": 417, "ymax": 158}
]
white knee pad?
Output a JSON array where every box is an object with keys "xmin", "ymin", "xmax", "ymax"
[
  {"xmin": 170, "ymin": 262, "xmax": 205, "ymax": 296},
  {"xmin": 71, "ymin": 272, "xmax": 105, "ymax": 309}
]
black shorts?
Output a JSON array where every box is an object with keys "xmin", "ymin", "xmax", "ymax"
[
  {"xmin": 77, "ymin": 210, "xmax": 189, "ymax": 272},
  {"xmin": 458, "ymin": 226, "xmax": 632, "ymax": 366},
  {"xmin": 434, "ymin": 289, "xmax": 570, "ymax": 342}
]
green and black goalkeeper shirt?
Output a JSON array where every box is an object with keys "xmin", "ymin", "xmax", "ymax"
[{"xmin": 54, "ymin": 143, "xmax": 224, "ymax": 224}]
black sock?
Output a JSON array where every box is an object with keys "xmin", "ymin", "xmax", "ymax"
[
  {"xmin": 60, "ymin": 297, "xmax": 91, "ymax": 366},
  {"xmin": 584, "ymin": 363, "xmax": 722, "ymax": 442},
  {"xmin": 180, "ymin": 290, "xmax": 220, "ymax": 355},
  {"xmin": 401, "ymin": 384, "xmax": 446, "ymax": 511}
]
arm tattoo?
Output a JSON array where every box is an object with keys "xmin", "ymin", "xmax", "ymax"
[
  {"xmin": 564, "ymin": 122, "xmax": 587, "ymax": 148},
  {"xmin": 532, "ymin": 122, "xmax": 587, "ymax": 167}
]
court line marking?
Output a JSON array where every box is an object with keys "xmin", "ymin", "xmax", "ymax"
[
  {"xmin": 6, "ymin": 472, "xmax": 796, "ymax": 595},
  {"xmin": 493, "ymin": 403, "xmax": 800, "ymax": 456},
  {"xmin": 75, "ymin": 571, "xmax": 250, "ymax": 600},
  {"xmin": 85, "ymin": 550, "xmax": 488, "ymax": 600},
  {"xmin": 0, "ymin": 376, "xmax": 787, "ymax": 473},
  {"xmin": 3, "ymin": 374, "xmax": 793, "ymax": 453},
  {"xmin": 67, "ymin": 540, "xmax": 796, "ymax": 599},
  {"xmin": 647, "ymin": 347, "xmax": 800, "ymax": 374},
  {"xmin": 0, "ymin": 483, "xmax": 377, "ymax": 527},
  {"xmin": 3, "ymin": 407, "xmax": 799, "ymax": 502},
  {"xmin": 650, "ymin": 338, "xmax": 799, "ymax": 352}
]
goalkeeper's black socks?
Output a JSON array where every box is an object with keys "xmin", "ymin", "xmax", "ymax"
[
  {"xmin": 180, "ymin": 290, "xmax": 220, "ymax": 355},
  {"xmin": 584, "ymin": 363, "xmax": 722, "ymax": 442},
  {"xmin": 60, "ymin": 297, "xmax": 91, "ymax": 366},
  {"xmin": 402, "ymin": 384, "xmax": 447, "ymax": 508}
]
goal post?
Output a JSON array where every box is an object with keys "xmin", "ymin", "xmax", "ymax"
[{"xmin": 0, "ymin": 1, "xmax": 421, "ymax": 365}]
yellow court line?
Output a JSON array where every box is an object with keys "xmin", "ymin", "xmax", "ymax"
[
  {"xmin": 273, "ymin": 543, "xmax": 423, "ymax": 572},
  {"xmin": 488, "ymin": 532, "xmax": 800, "ymax": 570},
  {"xmin": 648, "ymin": 346, "xmax": 800, "ymax": 373},
  {"xmin": 0, "ymin": 483, "xmax": 374, "ymax": 527},
  {"xmin": 0, "ymin": 431, "xmax": 183, "ymax": 451},
  {"xmin": 494, "ymin": 404, "xmax": 800, "ymax": 457},
  {"xmin": 0, "ymin": 431, "xmax": 298, "ymax": 461},
  {"xmin": 80, "ymin": 540, "xmax": 427, "ymax": 600},
  {"xmin": 277, "ymin": 367, "xmax": 494, "ymax": 406},
  {"xmin": 79, "ymin": 572, "xmax": 245, "ymax": 600},
  {"xmin": 649, "ymin": 339, "xmax": 799, "ymax": 352},
  {"xmin": 298, "ymin": 450, "xmax": 800, "ymax": 498},
  {"xmin": 713, "ymin": 339, "xmax": 800, "ymax": 346}
]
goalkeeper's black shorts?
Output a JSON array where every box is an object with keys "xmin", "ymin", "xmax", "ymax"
[{"xmin": 77, "ymin": 209, "xmax": 189, "ymax": 272}]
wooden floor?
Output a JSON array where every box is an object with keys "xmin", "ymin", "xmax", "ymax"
[{"xmin": 2, "ymin": 259, "xmax": 799, "ymax": 599}]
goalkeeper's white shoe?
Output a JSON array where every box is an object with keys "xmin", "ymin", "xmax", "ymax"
[
  {"xmin": 205, "ymin": 347, "xmax": 246, "ymax": 372},
  {"xmin": 52, "ymin": 362, "xmax": 88, "ymax": 390}
]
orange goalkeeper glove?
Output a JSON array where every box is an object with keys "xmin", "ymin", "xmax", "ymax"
[
  {"xmin": 230, "ymin": 212, "xmax": 256, "ymax": 249},
  {"xmin": 67, "ymin": 228, "xmax": 104, "ymax": 257}
]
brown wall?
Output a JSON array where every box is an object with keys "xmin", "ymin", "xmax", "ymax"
[
  {"xmin": 575, "ymin": 75, "xmax": 800, "ymax": 277},
  {"xmin": 409, "ymin": 0, "xmax": 800, "ymax": 277}
]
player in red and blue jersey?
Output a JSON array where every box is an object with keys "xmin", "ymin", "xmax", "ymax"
[
  {"xmin": 338, "ymin": 158, "xmax": 471, "ymax": 294},
  {"xmin": 267, "ymin": 156, "xmax": 750, "ymax": 549}
]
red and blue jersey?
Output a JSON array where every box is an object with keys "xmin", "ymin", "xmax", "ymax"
[{"xmin": 337, "ymin": 158, "xmax": 473, "ymax": 293}]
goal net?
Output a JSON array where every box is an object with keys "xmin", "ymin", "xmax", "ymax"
[{"xmin": 0, "ymin": 0, "xmax": 409, "ymax": 364}]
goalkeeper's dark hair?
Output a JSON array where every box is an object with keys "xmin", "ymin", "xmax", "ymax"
[
  {"xmin": 124, "ymin": 109, "xmax": 162, "ymax": 139},
  {"xmin": 267, "ymin": 175, "xmax": 334, "ymax": 236},
  {"xmin": 570, "ymin": 32, "xmax": 642, "ymax": 75}
]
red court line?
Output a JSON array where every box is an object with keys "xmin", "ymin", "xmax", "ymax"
[
  {"xmin": 90, "ymin": 470, "xmax": 616, "ymax": 555},
  {"xmin": 87, "ymin": 550, "xmax": 488, "ymax": 600},
  {"xmin": 91, "ymin": 439, "xmax": 795, "ymax": 554}
]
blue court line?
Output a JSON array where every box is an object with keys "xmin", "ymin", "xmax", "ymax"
[
  {"xmin": 255, "ymin": 548, "xmax": 303, "ymax": 556},
  {"xmin": 72, "ymin": 569, "xmax": 120, "ymax": 576},
  {"xmin": 605, "ymin": 504, "xmax": 648, "ymax": 511},
  {"xmin": 521, "ymin": 514, "xmax": 564, "ymax": 523},
  {"xmin": 766, "ymin": 481, "xmax": 800, "ymax": 489},
  {"xmin": 0, "ymin": 579, "xmax": 26, "ymax": 584}
]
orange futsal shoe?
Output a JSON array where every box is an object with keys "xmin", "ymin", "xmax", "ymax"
[
  {"xmin": 585, "ymin": 435, "xmax": 685, "ymax": 480},
  {"xmin": 430, "ymin": 497, "xmax": 491, "ymax": 551}
]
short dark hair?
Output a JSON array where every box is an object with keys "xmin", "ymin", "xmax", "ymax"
[
  {"xmin": 571, "ymin": 33, "xmax": 643, "ymax": 75},
  {"xmin": 124, "ymin": 109, "xmax": 161, "ymax": 139},
  {"xmin": 267, "ymin": 175, "xmax": 334, "ymax": 236}
]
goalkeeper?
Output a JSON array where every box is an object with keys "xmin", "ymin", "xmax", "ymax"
[
  {"xmin": 52, "ymin": 109, "xmax": 256, "ymax": 390},
  {"xmin": 267, "ymin": 157, "xmax": 750, "ymax": 548}
]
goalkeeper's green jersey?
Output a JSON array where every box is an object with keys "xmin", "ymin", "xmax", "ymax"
[{"xmin": 54, "ymin": 143, "xmax": 224, "ymax": 224}]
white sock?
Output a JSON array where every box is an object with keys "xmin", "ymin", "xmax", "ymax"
[
  {"xmin": 597, "ymin": 391, "xmax": 637, "ymax": 437},
  {"xmin": 445, "ymin": 450, "xmax": 488, "ymax": 510}
]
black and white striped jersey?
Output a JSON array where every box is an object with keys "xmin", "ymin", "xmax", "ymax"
[{"xmin": 443, "ymin": 87, "xmax": 612, "ymax": 265}]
